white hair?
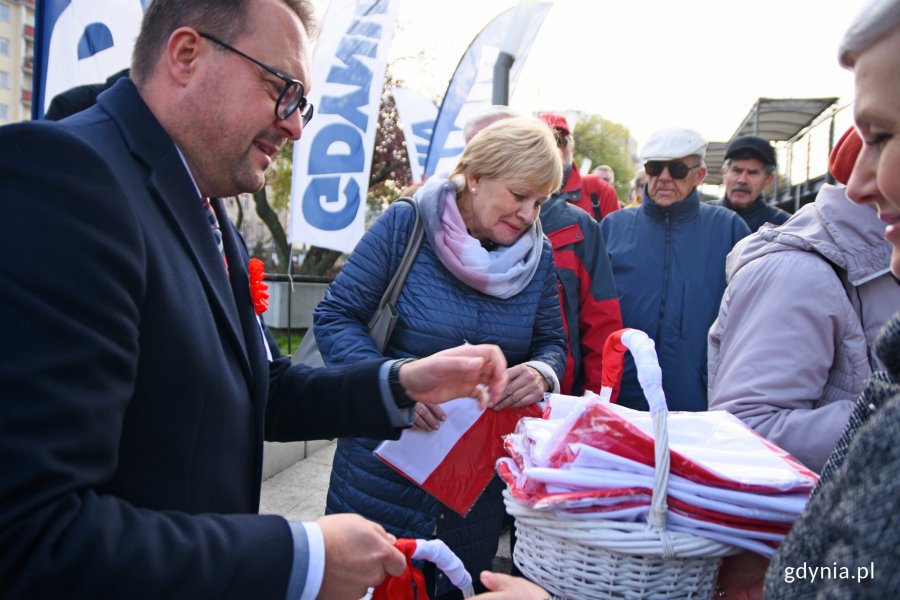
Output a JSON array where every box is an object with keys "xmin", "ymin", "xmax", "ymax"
[
  {"xmin": 462, "ymin": 105, "xmax": 520, "ymax": 144},
  {"xmin": 839, "ymin": 0, "xmax": 900, "ymax": 67}
]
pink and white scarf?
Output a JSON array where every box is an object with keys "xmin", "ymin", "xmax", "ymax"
[{"xmin": 413, "ymin": 178, "xmax": 543, "ymax": 299}]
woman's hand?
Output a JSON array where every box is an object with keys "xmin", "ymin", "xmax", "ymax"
[
  {"xmin": 411, "ymin": 403, "xmax": 446, "ymax": 431},
  {"xmin": 471, "ymin": 571, "xmax": 549, "ymax": 599},
  {"xmin": 714, "ymin": 551, "xmax": 767, "ymax": 599},
  {"xmin": 491, "ymin": 365, "xmax": 547, "ymax": 411}
]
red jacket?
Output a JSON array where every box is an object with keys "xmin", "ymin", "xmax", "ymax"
[
  {"xmin": 540, "ymin": 194, "xmax": 623, "ymax": 397},
  {"xmin": 558, "ymin": 163, "xmax": 620, "ymax": 221}
]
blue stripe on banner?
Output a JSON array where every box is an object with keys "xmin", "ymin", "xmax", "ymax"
[
  {"xmin": 289, "ymin": 0, "xmax": 401, "ymax": 255},
  {"xmin": 423, "ymin": 3, "xmax": 551, "ymax": 178},
  {"xmin": 32, "ymin": 0, "xmax": 66, "ymax": 119}
]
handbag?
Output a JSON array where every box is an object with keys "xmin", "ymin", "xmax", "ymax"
[{"xmin": 292, "ymin": 197, "xmax": 424, "ymax": 367}]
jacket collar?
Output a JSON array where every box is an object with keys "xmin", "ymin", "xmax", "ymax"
[
  {"xmin": 721, "ymin": 194, "xmax": 767, "ymax": 217},
  {"xmin": 96, "ymin": 78, "xmax": 254, "ymax": 384},
  {"xmin": 540, "ymin": 194, "xmax": 576, "ymax": 226},
  {"xmin": 642, "ymin": 187, "xmax": 700, "ymax": 222},
  {"xmin": 561, "ymin": 162, "xmax": 582, "ymax": 193},
  {"xmin": 732, "ymin": 185, "xmax": 893, "ymax": 286}
]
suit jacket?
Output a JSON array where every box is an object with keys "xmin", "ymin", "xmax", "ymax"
[{"xmin": 0, "ymin": 78, "xmax": 400, "ymax": 598}]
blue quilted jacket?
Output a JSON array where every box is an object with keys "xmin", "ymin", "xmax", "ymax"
[
  {"xmin": 600, "ymin": 189, "xmax": 750, "ymax": 412},
  {"xmin": 313, "ymin": 198, "xmax": 565, "ymax": 596}
]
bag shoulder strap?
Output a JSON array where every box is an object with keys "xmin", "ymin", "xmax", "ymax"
[
  {"xmin": 589, "ymin": 192, "xmax": 602, "ymax": 221},
  {"xmin": 583, "ymin": 175, "xmax": 605, "ymax": 222},
  {"xmin": 368, "ymin": 197, "xmax": 423, "ymax": 327}
]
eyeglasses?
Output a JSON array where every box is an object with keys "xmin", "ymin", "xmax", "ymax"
[
  {"xmin": 199, "ymin": 32, "xmax": 314, "ymax": 125},
  {"xmin": 644, "ymin": 160, "xmax": 700, "ymax": 180}
]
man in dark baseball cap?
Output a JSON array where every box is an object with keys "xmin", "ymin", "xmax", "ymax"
[
  {"xmin": 710, "ymin": 135, "xmax": 791, "ymax": 231},
  {"xmin": 725, "ymin": 135, "xmax": 777, "ymax": 165}
]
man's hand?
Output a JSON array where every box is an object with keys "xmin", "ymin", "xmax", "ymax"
[
  {"xmin": 471, "ymin": 571, "xmax": 549, "ymax": 599},
  {"xmin": 400, "ymin": 344, "xmax": 507, "ymax": 408},
  {"xmin": 315, "ymin": 514, "xmax": 405, "ymax": 600},
  {"xmin": 490, "ymin": 365, "xmax": 547, "ymax": 411}
]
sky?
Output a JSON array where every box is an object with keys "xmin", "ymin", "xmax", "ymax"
[{"xmin": 315, "ymin": 0, "xmax": 867, "ymax": 150}]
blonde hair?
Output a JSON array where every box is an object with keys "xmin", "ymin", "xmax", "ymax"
[{"xmin": 450, "ymin": 116, "xmax": 562, "ymax": 197}]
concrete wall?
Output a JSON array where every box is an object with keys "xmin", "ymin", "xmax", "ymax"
[
  {"xmin": 262, "ymin": 439, "xmax": 333, "ymax": 480},
  {"xmin": 264, "ymin": 280, "xmax": 329, "ymax": 330}
]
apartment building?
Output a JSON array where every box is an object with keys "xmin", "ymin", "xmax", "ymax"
[{"xmin": 0, "ymin": 0, "xmax": 34, "ymax": 124}]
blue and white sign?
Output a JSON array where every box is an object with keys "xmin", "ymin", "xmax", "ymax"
[
  {"xmin": 423, "ymin": 2, "xmax": 551, "ymax": 179},
  {"xmin": 289, "ymin": 0, "xmax": 400, "ymax": 254},
  {"xmin": 33, "ymin": 0, "xmax": 147, "ymax": 119},
  {"xmin": 391, "ymin": 86, "xmax": 437, "ymax": 185}
]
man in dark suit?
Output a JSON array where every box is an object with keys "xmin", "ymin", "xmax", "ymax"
[{"xmin": 0, "ymin": 1, "xmax": 507, "ymax": 598}]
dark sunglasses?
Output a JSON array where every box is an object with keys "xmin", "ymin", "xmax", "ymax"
[
  {"xmin": 199, "ymin": 32, "xmax": 314, "ymax": 125},
  {"xmin": 644, "ymin": 160, "xmax": 700, "ymax": 180}
]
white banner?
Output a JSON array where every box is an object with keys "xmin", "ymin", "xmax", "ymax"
[
  {"xmin": 391, "ymin": 86, "xmax": 437, "ymax": 185},
  {"xmin": 289, "ymin": 0, "xmax": 400, "ymax": 254},
  {"xmin": 423, "ymin": 2, "xmax": 551, "ymax": 179},
  {"xmin": 34, "ymin": 0, "xmax": 146, "ymax": 118}
]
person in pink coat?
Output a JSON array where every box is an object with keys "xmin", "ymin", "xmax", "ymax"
[{"xmin": 707, "ymin": 125, "xmax": 900, "ymax": 472}]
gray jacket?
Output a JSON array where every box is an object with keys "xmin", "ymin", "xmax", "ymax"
[{"xmin": 708, "ymin": 184, "xmax": 900, "ymax": 472}]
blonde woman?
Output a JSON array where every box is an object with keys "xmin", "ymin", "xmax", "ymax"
[{"xmin": 313, "ymin": 116, "xmax": 566, "ymax": 598}]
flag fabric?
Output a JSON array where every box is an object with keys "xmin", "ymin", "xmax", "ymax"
[
  {"xmin": 32, "ymin": 0, "xmax": 146, "ymax": 119},
  {"xmin": 375, "ymin": 397, "xmax": 540, "ymax": 516},
  {"xmin": 370, "ymin": 539, "xmax": 428, "ymax": 600},
  {"xmin": 498, "ymin": 329, "xmax": 819, "ymax": 556},
  {"xmin": 289, "ymin": 0, "xmax": 400, "ymax": 254},
  {"xmin": 370, "ymin": 538, "xmax": 472, "ymax": 600},
  {"xmin": 423, "ymin": 2, "xmax": 551, "ymax": 179},
  {"xmin": 391, "ymin": 86, "xmax": 437, "ymax": 185}
]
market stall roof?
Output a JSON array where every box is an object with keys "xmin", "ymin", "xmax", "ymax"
[{"xmin": 704, "ymin": 97, "xmax": 840, "ymax": 185}]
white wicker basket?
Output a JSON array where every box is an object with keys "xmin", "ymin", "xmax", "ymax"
[
  {"xmin": 505, "ymin": 330, "xmax": 738, "ymax": 599},
  {"xmin": 506, "ymin": 489, "xmax": 735, "ymax": 599}
]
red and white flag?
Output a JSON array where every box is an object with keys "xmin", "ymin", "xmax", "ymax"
[{"xmin": 375, "ymin": 397, "xmax": 540, "ymax": 516}]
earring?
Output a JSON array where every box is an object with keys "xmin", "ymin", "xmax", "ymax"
[{"xmin": 470, "ymin": 187, "xmax": 476, "ymax": 193}]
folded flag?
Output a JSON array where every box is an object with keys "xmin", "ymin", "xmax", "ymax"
[
  {"xmin": 376, "ymin": 396, "xmax": 540, "ymax": 516},
  {"xmin": 497, "ymin": 329, "xmax": 819, "ymax": 556}
]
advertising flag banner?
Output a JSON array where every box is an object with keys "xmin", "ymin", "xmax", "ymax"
[
  {"xmin": 423, "ymin": 2, "xmax": 550, "ymax": 179},
  {"xmin": 289, "ymin": 0, "xmax": 400, "ymax": 254},
  {"xmin": 391, "ymin": 86, "xmax": 437, "ymax": 185},
  {"xmin": 33, "ymin": 0, "xmax": 147, "ymax": 119}
]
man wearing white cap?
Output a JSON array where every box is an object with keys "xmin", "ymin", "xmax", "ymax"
[{"xmin": 600, "ymin": 127, "xmax": 749, "ymax": 412}]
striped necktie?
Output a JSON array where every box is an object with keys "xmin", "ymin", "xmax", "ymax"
[{"xmin": 202, "ymin": 197, "xmax": 228, "ymax": 275}]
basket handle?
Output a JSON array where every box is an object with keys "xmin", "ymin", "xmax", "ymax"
[{"xmin": 601, "ymin": 329, "xmax": 674, "ymax": 555}]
